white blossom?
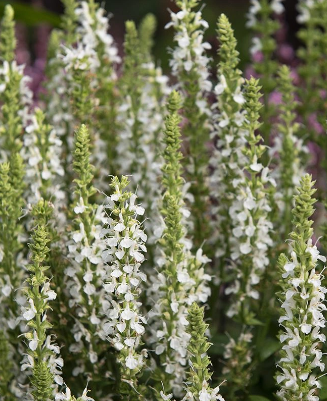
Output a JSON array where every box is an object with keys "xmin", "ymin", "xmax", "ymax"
[
  {"xmin": 277, "ymin": 203, "xmax": 326, "ymax": 400},
  {"xmin": 100, "ymin": 179, "xmax": 148, "ymax": 377}
]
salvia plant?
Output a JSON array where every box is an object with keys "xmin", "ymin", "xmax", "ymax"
[{"xmin": 2, "ymin": 1, "xmax": 327, "ymax": 401}]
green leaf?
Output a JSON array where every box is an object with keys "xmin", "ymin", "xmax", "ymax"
[
  {"xmin": 0, "ymin": 2, "xmax": 60, "ymax": 27},
  {"xmin": 319, "ymin": 376, "xmax": 327, "ymax": 400},
  {"xmin": 245, "ymin": 316, "xmax": 265, "ymax": 326},
  {"xmin": 248, "ymin": 396, "xmax": 272, "ymax": 401},
  {"xmin": 259, "ymin": 338, "xmax": 281, "ymax": 362}
]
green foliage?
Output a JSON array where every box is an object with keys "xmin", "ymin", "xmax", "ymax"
[
  {"xmin": 0, "ymin": 330, "xmax": 14, "ymax": 401},
  {"xmin": 0, "ymin": 2, "xmax": 60, "ymax": 27}
]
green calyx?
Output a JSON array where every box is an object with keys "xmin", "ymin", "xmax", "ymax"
[
  {"xmin": 0, "ymin": 5, "xmax": 16, "ymax": 63},
  {"xmin": 25, "ymin": 200, "xmax": 55, "ymax": 401},
  {"xmin": 242, "ymin": 77, "xmax": 265, "ymax": 167},
  {"xmin": 31, "ymin": 361, "xmax": 54, "ymax": 401},
  {"xmin": 138, "ymin": 13, "xmax": 157, "ymax": 60},
  {"xmin": 0, "ymin": 67, "xmax": 23, "ymax": 155},
  {"xmin": 186, "ymin": 303, "xmax": 212, "ymax": 395},
  {"xmin": 73, "ymin": 124, "xmax": 96, "ymax": 199},
  {"xmin": 217, "ymin": 14, "xmax": 241, "ymax": 80},
  {"xmin": 162, "ymin": 90, "xmax": 184, "ymax": 197},
  {"xmin": 290, "ymin": 174, "xmax": 316, "ymax": 243},
  {"xmin": 61, "ymin": 0, "xmax": 78, "ymax": 46},
  {"xmin": 123, "ymin": 20, "xmax": 143, "ymax": 90}
]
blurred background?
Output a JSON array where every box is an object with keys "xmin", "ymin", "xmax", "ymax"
[{"xmin": 0, "ymin": 0, "xmax": 300, "ymax": 75}]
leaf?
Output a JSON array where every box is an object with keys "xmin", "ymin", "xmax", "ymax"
[
  {"xmin": 0, "ymin": 2, "xmax": 60, "ymax": 27},
  {"xmin": 245, "ymin": 316, "xmax": 265, "ymax": 326},
  {"xmin": 259, "ymin": 338, "xmax": 281, "ymax": 362},
  {"xmin": 248, "ymin": 395, "xmax": 272, "ymax": 401},
  {"xmin": 319, "ymin": 376, "xmax": 327, "ymax": 400}
]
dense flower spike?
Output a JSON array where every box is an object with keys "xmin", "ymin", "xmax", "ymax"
[
  {"xmin": 209, "ymin": 14, "xmax": 247, "ymax": 277},
  {"xmin": 184, "ymin": 303, "xmax": 225, "ymax": 401},
  {"xmin": 0, "ymin": 5, "xmax": 33, "ymax": 161},
  {"xmin": 297, "ymin": 0, "xmax": 327, "ymax": 143},
  {"xmin": 46, "ymin": 0, "xmax": 120, "ymax": 192},
  {"xmin": 270, "ymin": 65, "xmax": 308, "ymax": 237},
  {"xmin": 222, "ymin": 78, "xmax": 275, "ymax": 399},
  {"xmin": 166, "ymin": 0, "xmax": 212, "ymax": 248},
  {"xmin": 247, "ymin": 0, "xmax": 284, "ymax": 144},
  {"xmin": 0, "ymin": 5, "xmax": 16, "ymax": 63},
  {"xmin": 117, "ymin": 19, "xmax": 169, "ymax": 251},
  {"xmin": 149, "ymin": 91, "xmax": 211, "ymax": 396},
  {"xmin": 276, "ymin": 174, "xmax": 326, "ymax": 401},
  {"xmin": 0, "ymin": 158, "xmax": 26, "ymax": 399},
  {"xmin": 100, "ymin": 175, "xmax": 147, "ymax": 398},
  {"xmin": 227, "ymin": 77, "xmax": 274, "ymax": 319},
  {"xmin": 0, "ymin": 159, "xmax": 26, "ymax": 328},
  {"xmin": 21, "ymin": 200, "xmax": 63, "ymax": 400},
  {"xmin": 21, "ymin": 108, "xmax": 65, "ymax": 207},
  {"xmin": 64, "ymin": 124, "xmax": 107, "ymax": 379},
  {"xmin": 138, "ymin": 13, "xmax": 157, "ymax": 61},
  {"xmin": 75, "ymin": 0, "xmax": 121, "ymax": 178},
  {"xmin": 61, "ymin": 0, "xmax": 79, "ymax": 46},
  {"xmin": 43, "ymin": 0, "xmax": 76, "ymax": 177}
]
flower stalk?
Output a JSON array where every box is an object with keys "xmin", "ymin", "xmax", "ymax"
[{"xmin": 276, "ymin": 174, "xmax": 326, "ymax": 401}]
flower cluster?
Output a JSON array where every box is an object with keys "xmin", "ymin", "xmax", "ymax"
[
  {"xmin": 0, "ymin": 158, "xmax": 26, "ymax": 399},
  {"xmin": 209, "ymin": 14, "xmax": 247, "ymax": 276},
  {"xmin": 0, "ymin": 5, "xmax": 33, "ymax": 161},
  {"xmin": 21, "ymin": 200, "xmax": 64, "ymax": 399},
  {"xmin": 269, "ymin": 65, "xmax": 308, "ymax": 237},
  {"xmin": 184, "ymin": 303, "xmax": 225, "ymax": 401},
  {"xmin": 116, "ymin": 19, "xmax": 169, "ymax": 256},
  {"xmin": 166, "ymin": 0, "xmax": 212, "ymax": 247},
  {"xmin": 276, "ymin": 174, "xmax": 326, "ymax": 401},
  {"xmin": 227, "ymin": 78, "xmax": 274, "ymax": 319},
  {"xmin": 64, "ymin": 125, "xmax": 107, "ymax": 378},
  {"xmin": 149, "ymin": 91, "xmax": 211, "ymax": 396},
  {"xmin": 297, "ymin": 0, "xmax": 327, "ymax": 143},
  {"xmin": 21, "ymin": 109, "xmax": 66, "ymax": 211},
  {"xmin": 247, "ymin": 0, "xmax": 284, "ymax": 144},
  {"xmin": 160, "ymin": 303, "xmax": 225, "ymax": 401},
  {"xmin": 100, "ymin": 175, "xmax": 147, "ymax": 396}
]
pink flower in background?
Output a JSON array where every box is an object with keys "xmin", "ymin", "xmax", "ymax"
[
  {"xmin": 308, "ymin": 113, "xmax": 324, "ymax": 135},
  {"xmin": 278, "ymin": 44, "xmax": 295, "ymax": 63},
  {"xmin": 269, "ymin": 91, "xmax": 282, "ymax": 105},
  {"xmin": 252, "ymin": 50, "xmax": 263, "ymax": 63}
]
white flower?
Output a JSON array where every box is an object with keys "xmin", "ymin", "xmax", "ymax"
[
  {"xmin": 29, "ymin": 331, "xmax": 38, "ymax": 351},
  {"xmin": 126, "ymin": 355, "xmax": 138, "ymax": 369},
  {"xmin": 23, "ymin": 299, "xmax": 37, "ymax": 321},
  {"xmin": 250, "ymin": 37, "xmax": 262, "ymax": 55},
  {"xmin": 271, "ymin": 0, "xmax": 284, "ymax": 14}
]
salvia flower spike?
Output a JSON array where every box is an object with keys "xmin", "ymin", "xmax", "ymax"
[{"xmin": 276, "ymin": 174, "xmax": 326, "ymax": 401}]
